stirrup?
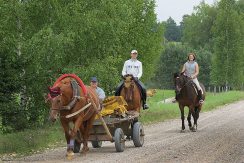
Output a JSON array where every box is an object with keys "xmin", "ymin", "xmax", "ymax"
[
  {"xmin": 199, "ymin": 100, "xmax": 204, "ymax": 104},
  {"xmin": 143, "ymin": 104, "xmax": 149, "ymax": 110}
]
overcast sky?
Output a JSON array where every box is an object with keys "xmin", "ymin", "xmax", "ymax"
[{"xmin": 155, "ymin": 0, "xmax": 218, "ymax": 24}]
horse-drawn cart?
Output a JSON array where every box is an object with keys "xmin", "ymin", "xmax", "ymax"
[{"xmin": 74, "ymin": 96, "xmax": 145, "ymax": 152}]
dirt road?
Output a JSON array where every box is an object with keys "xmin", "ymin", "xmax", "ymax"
[{"xmin": 5, "ymin": 101, "xmax": 244, "ymax": 163}]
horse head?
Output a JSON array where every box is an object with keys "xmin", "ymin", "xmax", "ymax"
[
  {"xmin": 123, "ymin": 74, "xmax": 135, "ymax": 88},
  {"xmin": 48, "ymin": 78, "xmax": 73, "ymax": 122},
  {"xmin": 173, "ymin": 72, "xmax": 188, "ymax": 95}
]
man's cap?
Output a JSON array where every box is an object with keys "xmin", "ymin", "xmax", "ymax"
[
  {"xmin": 131, "ymin": 50, "xmax": 138, "ymax": 54},
  {"xmin": 90, "ymin": 77, "xmax": 98, "ymax": 82}
]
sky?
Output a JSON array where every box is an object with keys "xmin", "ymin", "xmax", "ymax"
[{"xmin": 155, "ymin": 0, "xmax": 218, "ymax": 24}]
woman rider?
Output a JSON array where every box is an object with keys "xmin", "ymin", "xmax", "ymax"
[{"xmin": 181, "ymin": 53, "xmax": 204, "ymax": 104}]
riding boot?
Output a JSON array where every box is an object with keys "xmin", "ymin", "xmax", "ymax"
[
  {"xmin": 115, "ymin": 81, "xmax": 124, "ymax": 96},
  {"xmin": 136, "ymin": 80, "xmax": 149, "ymax": 110},
  {"xmin": 143, "ymin": 101, "xmax": 149, "ymax": 110},
  {"xmin": 197, "ymin": 90, "xmax": 204, "ymax": 104}
]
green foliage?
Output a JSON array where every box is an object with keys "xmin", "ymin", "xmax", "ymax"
[
  {"xmin": 182, "ymin": 2, "xmax": 217, "ymax": 50},
  {"xmin": 0, "ymin": 0, "xmax": 163, "ymax": 133},
  {"xmin": 164, "ymin": 17, "xmax": 182, "ymax": 42},
  {"xmin": 211, "ymin": 0, "xmax": 244, "ymax": 88},
  {"xmin": 152, "ymin": 43, "xmax": 211, "ymax": 89}
]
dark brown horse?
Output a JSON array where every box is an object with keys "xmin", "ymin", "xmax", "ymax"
[
  {"xmin": 47, "ymin": 74, "xmax": 99, "ymax": 158},
  {"xmin": 173, "ymin": 73, "xmax": 205, "ymax": 132},
  {"xmin": 120, "ymin": 74, "xmax": 142, "ymax": 113}
]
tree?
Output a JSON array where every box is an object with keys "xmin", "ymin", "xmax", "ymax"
[
  {"xmin": 164, "ymin": 17, "xmax": 181, "ymax": 42},
  {"xmin": 0, "ymin": 0, "xmax": 164, "ymax": 133},
  {"xmin": 211, "ymin": 0, "xmax": 243, "ymax": 89},
  {"xmin": 182, "ymin": 2, "xmax": 217, "ymax": 50},
  {"xmin": 152, "ymin": 43, "xmax": 211, "ymax": 89}
]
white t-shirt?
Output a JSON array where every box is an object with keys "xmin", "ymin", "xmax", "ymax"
[{"xmin": 122, "ymin": 59, "xmax": 142, "ymax": 79}]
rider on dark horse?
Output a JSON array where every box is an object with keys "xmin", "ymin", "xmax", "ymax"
[
  {"xmin": 115, "ymin": 49, "xmax": 149, "ymax": 110},
  {"xmin": 180, "ymin": 53, "xmax": 204, "ymax": 104}
]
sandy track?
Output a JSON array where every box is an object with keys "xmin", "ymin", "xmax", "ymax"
[{"xmin": 3, "ymin": 101, "xmax": 244, "ymax": 163}]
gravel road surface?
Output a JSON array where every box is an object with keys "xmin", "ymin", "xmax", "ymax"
[{"xmin": 3, "ymin": 101, "xmax": 244, "ymax": 163}]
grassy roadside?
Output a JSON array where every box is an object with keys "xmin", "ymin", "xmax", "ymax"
[
  {"xmin": 1, "ymin": 90, "xmax": 244, "ymax": 157},
  {"xmin": 141, "ymin": 90, "xmax": 244, "ymax": 124},
  {"xmin": 0, "ymin": 123, "xmax": 65, "ymax": 158}
]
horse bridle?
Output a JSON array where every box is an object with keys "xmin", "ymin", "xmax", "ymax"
[
  {"xmin": 175, "ymin": 75, "xmax": 193, "ymax": 93},
  {"xmin": 124, "ymin": 77, "xmax": 135, "ymax": 102}
]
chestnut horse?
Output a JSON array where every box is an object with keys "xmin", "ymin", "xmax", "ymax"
[
  {"xmin": 173, "ymin": 73, "xmax": 205, "ymax": 132},
  {"xmin": 48, "ymin": 74, "xmax": 99, "ymax": 158},
  {"xmin": 120, "ymin": 74, "xmax": 142, "ymax": 113}
]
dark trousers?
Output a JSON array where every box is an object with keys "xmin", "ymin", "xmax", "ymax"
[{"xmin": 115, "ymin": 80, "xmax": 147, "ymax": 105}]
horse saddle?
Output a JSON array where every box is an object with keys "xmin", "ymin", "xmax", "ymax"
[{"xmin": 190, "ymin": 82, "xmax": 199, "ymax": 95}]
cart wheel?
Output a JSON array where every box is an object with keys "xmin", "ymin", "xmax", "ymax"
[
  {"xmin": 114, "ymin": 128, "xmax": 125, "ymax": 152},
  {"xmin": 73, "ymin": 139, "xmax": 81, "ymax": 153},
  {"xmin": 91, "ymin": 141, "xmax": 102, "ymax": 148},
  {"xmin": 133, "ymin": 122, "xmax": 144, "ymax": 147}
]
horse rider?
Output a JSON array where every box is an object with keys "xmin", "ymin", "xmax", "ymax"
[
  {"xmin": 115, "ymin": 49, "xmax": 149, "ymax": 110},
  {"xmin": 181, "ymin": 53, "xmax": 204, "ymax": 104},
  {"xmin": 90, "ymin": 77, "xmax": 106, "ymax": 109}
]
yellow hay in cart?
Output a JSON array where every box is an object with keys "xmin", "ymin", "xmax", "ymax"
[{"xmin": 95, "ymin": 96, "xmax": 128, "ymax": 119}]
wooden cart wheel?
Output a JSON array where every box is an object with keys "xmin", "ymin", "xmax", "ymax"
[
  {"xmin": 114, "ymin": 128, "xmax": 125, "ymax": 152},
  {"xmin": 73, "ymin": 139, "xmax": 81, "ymax": 153},
  {"xmin": 132, "ymin": 122, "xmax": 144, "ymax": 147},
  {"xmin": 91, "ymin": 141, "xmax": 102, "ymax": 148}
]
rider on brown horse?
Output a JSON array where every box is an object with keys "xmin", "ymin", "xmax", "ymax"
[
  {"xmin": 180, "ymin": 53, "xmax": 204, "ymax": 104},
  {"xmin": 115, "ymin": 50, "xmax": 149, "ymax": 110}
]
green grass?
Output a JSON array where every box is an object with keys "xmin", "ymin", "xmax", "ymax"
[
  {"xmin": 141, "ymin": 90, "xmax": 244, "ymax": 124},
  {"xmin": 0, "ymin": 123, "xmax": 65, "ymax": 158},
  {"xmin": 1, "ymin": 90, "xmax": 244, "ymax": 157}
]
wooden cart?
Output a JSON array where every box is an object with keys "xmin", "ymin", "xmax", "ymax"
[{"xmin": 74, "ymin": 111, "xmax": 144, "ymax": 152}]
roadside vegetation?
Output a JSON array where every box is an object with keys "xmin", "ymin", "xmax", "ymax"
[{"xmin": 1, "ymin": 90, "xmax": 244, "ymax": 157}]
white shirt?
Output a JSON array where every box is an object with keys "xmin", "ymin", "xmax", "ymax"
[
  {"xmin": 96, "ymin": 87, "xmax": 106, "ymax": 101},
  {"xmin": 122, "ymin": 59, "xmax": 142, "ymax": 79}
]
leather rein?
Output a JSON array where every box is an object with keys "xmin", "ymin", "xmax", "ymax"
[{"xmin": 50, "ymin": 80, "xmax": 91, "ymax": 118}]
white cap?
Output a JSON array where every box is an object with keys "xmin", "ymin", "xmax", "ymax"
[{"xmin": 131, "ymin": 50, "xmax": 138, "ymax": 54}]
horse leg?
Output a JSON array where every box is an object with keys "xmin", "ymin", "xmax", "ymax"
[
  {"xmin": 81, "ymin": 114, "xmax": 96, "ymax": 154},
  {"xmin": 179, "ymin": 105, "xmax": 185, "ymax": 131},
  {"xmin": 187, "ymin": 110, "xmax": 193, "ymax": 130},
  {"xmin": 190, "ymin": 106, "xmax": 197, "ymax": 132},
  {"xmin": 60, "ymin": 120, "xmax": 74, "ymax": 158},
  {"xmin": 194, "ymin": 106, "xmax": 200, "ymax": 130},
  {"xmin": 66, "ymin": 115, "xmax": 84, "ymax": 155}
]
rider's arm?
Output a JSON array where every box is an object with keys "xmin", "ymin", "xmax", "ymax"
[
  {"xmin": 137, "ymin": 62, "xmax": 142, "ymax": 79},
  {"xmin": 181, "ymin": 64, "xmax": 186, "ymax": 73},
  {"xmin": 122, "ymin": 61, "xmax": 127, "ymax": 76}
]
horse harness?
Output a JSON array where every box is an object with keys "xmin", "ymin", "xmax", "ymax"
[
  {"xmin": 177, "ymin": 77, "xmax": 198, "ymax": 95},
  {"xmin": 51, "ymin": 80, "xmax": 95, "ymax": 119},
  {"xmin": 124, "ymin": 79, "xmax": 135, "ymax": 102}
]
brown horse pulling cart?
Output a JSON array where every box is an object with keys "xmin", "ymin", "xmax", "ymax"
[
  {"xmin": 74, "ymin": 100, "xmax": 145, "ymax": 153},
  {"xmin": 48, "ymin": 74, "xmax": 144, "ymax": 158}
]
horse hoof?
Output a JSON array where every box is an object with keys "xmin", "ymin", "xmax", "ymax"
[
  {"xmin": 66, "ymin": 151, "xmax": 74, "ymax": 160},
  {"xmin": 81, "ymin": 147, "xmax": 89, "ymax": 154},
  {"xmin": 181, "ymin": 129, "xmax": 185, "ymax": 133},
  {"xmin": 191, "ymin": 126, "xmax": 197, "ymax": 132}
]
